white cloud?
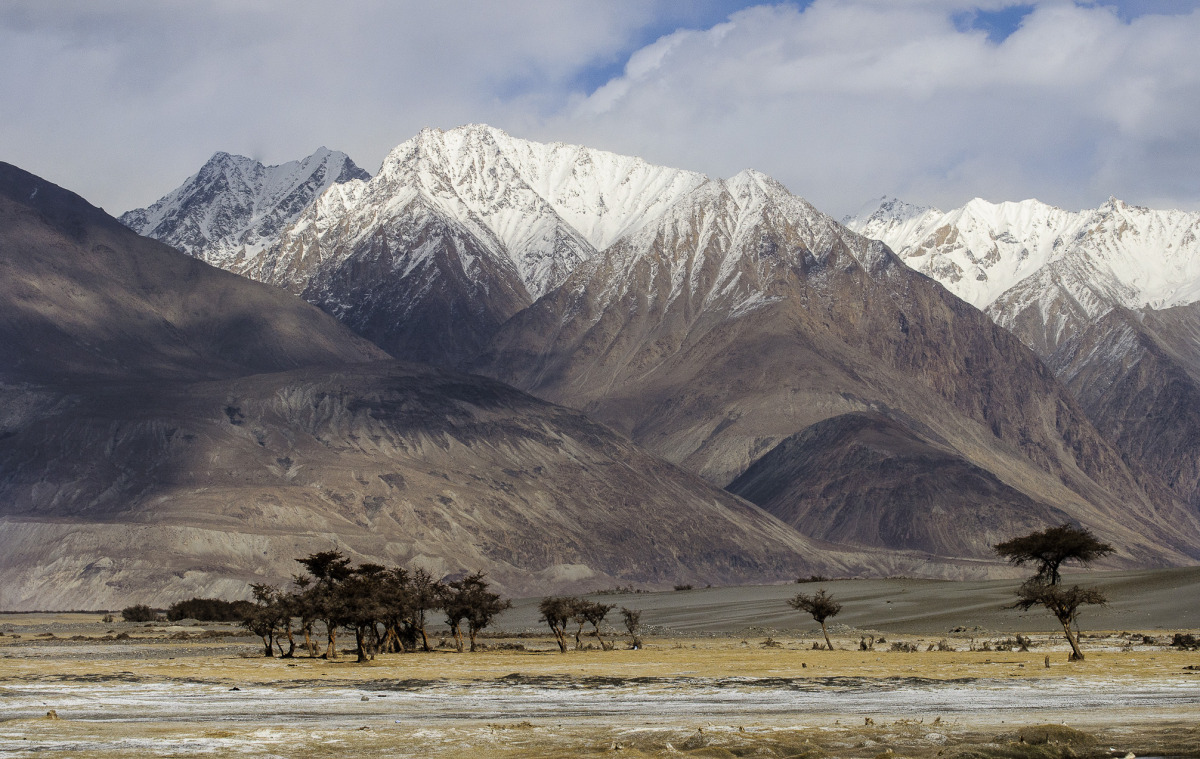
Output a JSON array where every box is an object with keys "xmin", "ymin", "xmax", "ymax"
[
  {"xmin": 538, "ymin": 0, "xmax": 1200, "ymax": 215},
  {"xmin": 0, "ymin": 0, "xmax": 669, "ymax": 211},
  {"xmin": 2, "ymin": 1, "xmax": 1198, "ymax": 217}
]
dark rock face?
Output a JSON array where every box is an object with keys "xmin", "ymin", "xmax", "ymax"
[
  {"xmin": 1051, "ymin": 303, "xmax": 1200, "ymax": 509},
  {"xmin": 0, "ymin": 161, "xmax": 386, "ymax": 384},
  {"xmin": 0, "ymin": 363, "xmax": 887, "ymax": 609},
  {"xmin": 727, "ymin": 412, "xmax": 1071, "ymax": 558},
  {"xmin": 279, "ymin": 201, "xmax": 533, "ymax": 366}
]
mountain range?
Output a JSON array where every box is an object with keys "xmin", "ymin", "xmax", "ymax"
[
  {"xmin": 3, "ymin": 124, "xmax": 1197, "ymax": 608},
  {"xmin": 2, "ymin": 159, "xmax": 882, "ymax": 609},
  {"xmin": 120, "ymin": 126, "xmax": 1200, "ymax": 568}
]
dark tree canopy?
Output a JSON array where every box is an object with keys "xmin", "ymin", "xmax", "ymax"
[
  {"xmin": 788, "ymin": 588, "xmax": 842, "ymax": 650},
  {"xmin": 441, "ymin": 572, "xmax": 510, "ymax": 652},
  {"xmin": 993, "ymin": 523, "xmax": 1114, "ymax": 585},
  {"xmin": 788, "ymin": 588, "xmax": 842, "ymax": 623}
]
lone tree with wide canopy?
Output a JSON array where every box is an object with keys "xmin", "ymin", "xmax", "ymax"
[
  {"xmin": 994, "ymin": 523, "xmax": 1115, "ymax": 661},
  {"xmin": 992, "ymin": 522, "xmax": 1114, "ymax": 585},
  {"xmin": 788, "ymin": 588, "xmax": 842, "ymax": 650}
]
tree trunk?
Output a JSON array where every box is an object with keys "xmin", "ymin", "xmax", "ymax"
[
  {"xmin": 594, "ymin": 625, "xmax": 611, "ymax": 651},
  {"xmin": 355, "ymin": 626, "xmax": 369, "ymax": 663},
  {"xmin": 302, "ymin": 622, "xmax": 316, "ymax": 657},
  {"xmin": 419, "ymin": 623, "xmax": 431, "ymax": 652},
  {"xmin": 325, "ymin": 625, "xmax": 338, "ymax": 660},
  {"xmin": 279, "ymin": 619, "xmax": 296, "ymax": 658},
  {"xmin": 383, "ymin": 626, "xmax": 401, "ymax": 654},
  {"xmin": 1061, "ymin": 620, "xmax": 1085, "ymax": 661},
  {"xmin": 574, "ymin": 623, "xmax": 584, "ymax": 650},
  {"xmin": 821, "ymin": 622, "xmax": 833, "ymax": 651},
  {"xmin": 261, "ymin": 634, "xmax": 274, "ymax": 657},
  {"xmin": 469, "ymin": 627, "xmax": 478, "ymax": 652},
  {"xmin": 552, "ymin": 627, "xmax": 568, "ymax": 653},
  {"xmin": 451, "ymin": 622, "xmax": 464, "ymax": 652}
]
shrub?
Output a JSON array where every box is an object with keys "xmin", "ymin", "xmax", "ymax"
[
  {"xmin": 121, "ymin": 604, "xmax": 158, "ymax": 622},
  {"xmin": 166, "ymin": 597, "xmax": 255, "ymax": 622}
]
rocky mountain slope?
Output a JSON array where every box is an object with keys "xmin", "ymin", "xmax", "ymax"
[
  {"xmin": 726, "ymin": 412, "xmax": 1071, "ymax": 558},
  {"xmin": 120, "ymin": 148, "xmax": 369, "ymax": 271},
  {"xmin": 122, "ymin": 126, "xmax": 1200, "ymax": 574},
  {"xmin": 2, "ymin": 361, "xmax": 891, "ymax": 610},
  {"xmin": 848, "ymin": 196, "xmax": 1200, "ymax": 507}
]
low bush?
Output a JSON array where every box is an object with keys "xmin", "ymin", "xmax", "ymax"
[
  {"xmin": 120, "ymin": 604, "xmax": 158, "ymax": 623},
  {"xmin": 166, "ymin": 597, "xmax": 255, "ymax": 622}
]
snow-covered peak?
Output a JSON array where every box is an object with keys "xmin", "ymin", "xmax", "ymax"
[
  {"xmin": 380, "ymin": 124, "xmax": 709, "ymax": 252},
  {"xmin": 849, "ymin": 193, "xmax": 1200, "ymax": 356},
  {"xmin": 844, "ymin": 195, "xmax": 937, "ymax": 229},
  {"xmin": 121, "ymin": 147, "xmax": 370, "ymax": 267},
  {"xmin": 847, "ymin": 196, "xmax": 1091, "ymax": 309}
]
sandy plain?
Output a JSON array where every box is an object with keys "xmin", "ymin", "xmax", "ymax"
[{"xmin": 1, "ymin": 570, "xmax": 1198, "ymax": 758}]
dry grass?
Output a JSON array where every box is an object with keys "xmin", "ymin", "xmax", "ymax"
[{"xmin": 3, "ymin": 618, "xmax": 1199, "ymax": 758}]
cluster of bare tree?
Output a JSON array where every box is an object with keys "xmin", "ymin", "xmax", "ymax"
[
  {"xmin": 242, "ymin": 551, "xmax": 509, "ymax": 663},
  {"xmin": 538, "ymin": 596, "xmax": 643, "ymax": 652}
]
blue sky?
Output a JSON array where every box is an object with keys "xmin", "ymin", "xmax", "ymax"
[{"xmin": 3, "ymin": 0, "xmax": 1199, "ymax": 217}]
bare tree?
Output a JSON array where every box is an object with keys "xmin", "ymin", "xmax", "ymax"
[
  {"xmin": 620, "ymin": 607, "xmax": 643, "ymax": 649},
  {"xmin": 993, "ymin": 523, "xmax": 1114, "ymax": 585},
  {"xmin": 539, "ymin": 596, "xmax": 575, "ymax": 653},
  {"xmin": 1013, "ymin": 580, "xmax": 1106, "ymax": 661},
  {"xmin": 788, "ymin": 588, "xmax": 842, "ymax": 650},
  {"xmin": 579, "ymin": 601, "xmax": 615, "ymax": 650}
]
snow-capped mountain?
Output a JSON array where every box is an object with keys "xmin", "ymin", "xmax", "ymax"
[
  {"xmin": 254, "ymin": 125, "xmax": 708, "ymax": 297},
  {"xmin": 121, "ymin": 148, "xmax": 370, "ymax": 269},
  {"xmin": 229, "ymin": 125, "xmax": 709, "ymax": 362},
  {"xmin": 845, "ymin": 196, "xmax": 1200, "ymax": 353}
]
